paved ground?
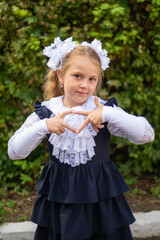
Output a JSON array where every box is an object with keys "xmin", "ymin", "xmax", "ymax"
[
  {"xmin": 0, "ymin": 211, "xmax": 160, "ymax": 240},
  {"xmin": 1, "ymin": 234, "xmax": 159, "ymax": 240},
  {"xmin": 134, "ymin": 238, "xmax": 160, "ymax": 240}
]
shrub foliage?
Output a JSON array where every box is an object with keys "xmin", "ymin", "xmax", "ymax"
[{"xmin": 0, "ymin": 0, "xmax": 160, "ymax": 190}]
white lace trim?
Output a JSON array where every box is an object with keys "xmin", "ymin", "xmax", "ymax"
[
  {"xmin": 135, "ymin": 117, "xmax": 155, "ymax": 144},
  {"xmin": 42, "ymin": 95, "xmax": 98, "ymax": 167},
  {"xmin": 8, "ymin": 113, "xmax": 42, "ymax": 160}
]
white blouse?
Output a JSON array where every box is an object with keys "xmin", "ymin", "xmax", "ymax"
[{"xmin": 8, "ymin": 95, "xmax": 155, "ymax": 167}]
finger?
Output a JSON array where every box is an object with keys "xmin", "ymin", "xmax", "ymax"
[
  {"xmin": 59, "ymin": 127, "xmax": 65, "ymax": 133},
  {"xmin": 59, "ymin": 110, "xmax": 73, "ymax": 118},
  {"xmin": 55, "ymin": 130, "xmax": 62, "ymax": 136},
  {"xmin": 91, "ymin": 123, "xmax": 99, "ymax": 133},
  {"xmin": 93, "ymin": 127, "xmax": 99, "ymax": 133},
  {"xmin": 72, "ymin": 110, "xmax": 90, "ymax": 116},
  {"xmin": 97, "ymin": 124, "xmax": 105, "ymax": 129},
  {"xmin": 94, "ymin": 96, "xmax": 103, "ymax": 108},
  {"xmin": 62, "ymin": 120, "xmax": 77, "ymax": 133},
  {"xmin": 76, "ymin": 118, "xmax": 90, "ymax": 133}
]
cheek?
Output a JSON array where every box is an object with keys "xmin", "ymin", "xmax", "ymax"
[
  {"xmin": 88, "ymin": 84, "xmax": 97, "ymax": 94},
  {"xmin": 91, "ymin": 81, "xmax": 98, "ymax": 90},
  {"xmin": 67, "ymin": 78, "xmax": 78, "ymax": 86},
  {"xmin": 64, "ymin": 79, "xmax": 78, "ymax": 91}
]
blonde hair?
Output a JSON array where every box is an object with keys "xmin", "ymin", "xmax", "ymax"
[{"xmin": 43, "ymin": 45, "xmax": 103, "ymax": 101}]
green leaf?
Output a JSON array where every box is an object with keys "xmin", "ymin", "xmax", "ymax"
[
  {"xmin": 111, "ymin": 5, "xmax": 125, "ymax": 16},
  {"xmin": 20, "ymin": 173, "xmax": 33, "ymax": 185}
]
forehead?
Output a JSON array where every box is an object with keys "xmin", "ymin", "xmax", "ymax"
[{"xmin": 68, "ymin": 56, "xmax": 100, "ymax": 75}]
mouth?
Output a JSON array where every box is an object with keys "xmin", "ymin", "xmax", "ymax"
[{"xmin": 76, "ymin": 91, "xmax": 88, "ymax": 95}]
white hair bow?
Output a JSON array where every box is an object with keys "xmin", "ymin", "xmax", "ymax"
[{"xmin": 43, "ymin": 37, "xmax": 110, "ymax": 71}]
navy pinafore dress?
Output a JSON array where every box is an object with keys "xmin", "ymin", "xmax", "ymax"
[{"xmin": 31, "ymin": 97, "xmax": 135, "ymax": 240}]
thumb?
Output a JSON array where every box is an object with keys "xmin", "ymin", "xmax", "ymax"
[{"xmin": 94, "ymin": 96, "xmax": 102, "ymax": 108}]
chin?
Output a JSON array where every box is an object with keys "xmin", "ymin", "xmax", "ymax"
[{"xmin": 75, "ymin": 97, "xmax": 88, "ymax": 104}]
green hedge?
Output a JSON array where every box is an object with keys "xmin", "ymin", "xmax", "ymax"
[{"xmin": 0, "ymin": 0, "xmax": 160, "ymax": 191}]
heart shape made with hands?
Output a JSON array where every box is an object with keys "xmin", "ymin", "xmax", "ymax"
[{"xmin": 59, "ymin": 97, "xmax": 105, "ymax": 134}]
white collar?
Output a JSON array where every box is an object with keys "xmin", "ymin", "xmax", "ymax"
[{"xmin": 49, "ymin": 95, "xmax": 97, "ymax": 114}]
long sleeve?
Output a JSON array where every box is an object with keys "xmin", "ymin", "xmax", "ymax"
[
  {"xmin": 8, "ymin": 112, "xmax": 49, "ymax": 160},
  {"xmin": 102, "ymin": 105, "xmax": 155, "ymax": 144}
]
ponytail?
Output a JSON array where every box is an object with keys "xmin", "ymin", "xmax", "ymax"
[{"xmin": 43, "ymin": 69, "xmax": 64, "ymax": 100}]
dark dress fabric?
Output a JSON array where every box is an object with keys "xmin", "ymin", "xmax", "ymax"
[{"xmin": 31, "ymin": 97, "xmax": 135, "ymax": 240}]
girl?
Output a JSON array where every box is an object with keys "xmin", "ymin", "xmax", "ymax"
[{"xmin": 8, "ymin": 37, "xmax": 154, "ymax": 240}]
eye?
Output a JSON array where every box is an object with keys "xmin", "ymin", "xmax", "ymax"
[
  {"xmin": 89, "ymin": 77, "xmax": 97, "ymax": 82},
  {"xmin": 74, "ymin": 74, "xmax": 81, "ymax": 79}
]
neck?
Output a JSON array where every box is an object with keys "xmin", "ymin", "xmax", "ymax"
[{"xmin": 62, "ymin": 97, "xmax": 87, "ymax": 108}]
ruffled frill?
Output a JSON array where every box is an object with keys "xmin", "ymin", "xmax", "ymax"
[
  {"xmin": 48, "ymin": 114, "xmax": 97, "ymax": 167},
  {"xmin": 35, "ymin": 100, "xmax": 53, "ymax": 120},
  {"xmin": 31, "ymin": 191, "xmax": 135, "ymax": 239},
  {"xmin": 34, "ymin": 225, "xmax": 133, "ymax": 240},
  {"xmin": 47, "ymin": 95, "xmax": 99, "ymax": 167},
  {"xmin": 34, "ymin": 159, "xmax": 129, "ymax": 203}
]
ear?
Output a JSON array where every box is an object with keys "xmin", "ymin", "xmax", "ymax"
[{"xmin": 57, "ymin": 69, "xmax": 64, "ymax": 84}]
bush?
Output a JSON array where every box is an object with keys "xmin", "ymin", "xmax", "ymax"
[{"xmin": 0, "ymin": 0, "xmax": 159, "ymax": 190}]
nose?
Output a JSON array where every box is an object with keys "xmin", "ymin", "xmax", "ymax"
[{"xmin": 80, "ymin": 79, "xmax": 88, "ymax": 88}]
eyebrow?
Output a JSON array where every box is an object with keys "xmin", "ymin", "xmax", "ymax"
[{"xmin": 71, "ymin": 71, "xmax": 98, "ymax": 78}]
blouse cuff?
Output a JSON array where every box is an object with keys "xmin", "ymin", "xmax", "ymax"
[
  {"xmin": 40, "ymin": 118, "xmax": 50, "ymax": 134},
  {"xmin": 26, "ymin": 118, "xmax": 50, "ymax": 135},
  {"xmin": 102, "ymin": 106, "xmax": 117, "ymax": 123}
]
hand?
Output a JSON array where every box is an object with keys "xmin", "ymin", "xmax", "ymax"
[
  {"xmin": 74, "ymin": 97, "xmax": 104, "ymax": 133},
  {"xmin": 46, "ymin": 110, "xmax": 77, "ymax": 135}
]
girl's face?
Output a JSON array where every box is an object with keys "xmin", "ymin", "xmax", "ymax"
[{"xmin": 57, "ymin": 56, "xmax": 100, "ymax": 108}]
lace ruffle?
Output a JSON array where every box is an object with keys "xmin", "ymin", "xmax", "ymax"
[
  {"xmin": 43, "ymin": 95, "xmax": 98, "ymax": 167},
  {"xmin": 49, "ymin": 121, "xmax": 97, "ymax": 167}
]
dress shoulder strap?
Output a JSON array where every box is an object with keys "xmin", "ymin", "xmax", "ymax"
[
  {"xmin": 34, "ymin": 100, "xmax": 53, "ymax": 119},
  {"xmin": 104, "ymin": 97, "xmax": 118, "ymax": 107}
]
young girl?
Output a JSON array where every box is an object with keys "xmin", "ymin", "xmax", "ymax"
[{"xmin": 8, "ymin": 37, "xmax": 154, "ymax": 240}]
